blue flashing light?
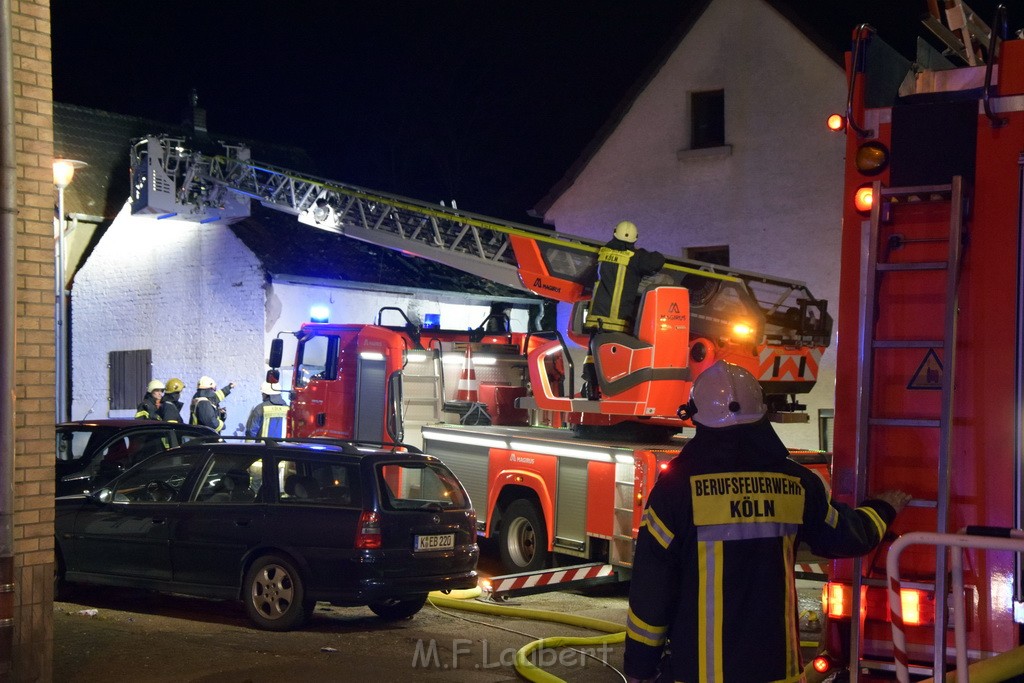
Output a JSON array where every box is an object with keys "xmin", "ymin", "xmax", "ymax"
[
  {"xmin": 310, "ymin": 305, "xmax": 330, "ymax": 323},
  {"xmin": 156, "ymin": 213, "xmax": 178, "ymax": 220},
  {"xmin": 423, "ymin": 313, "xmax": 440, "ymax": 329}
]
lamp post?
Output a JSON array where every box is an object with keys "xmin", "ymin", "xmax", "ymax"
[{"xmin": 53, "ymin": 159, "xmax": 85, "ymax": 424}]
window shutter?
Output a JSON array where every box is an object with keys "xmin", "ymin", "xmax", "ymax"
[{"xmin": 109, "ymin": 349, "xmax": 152, "ymax": 410}]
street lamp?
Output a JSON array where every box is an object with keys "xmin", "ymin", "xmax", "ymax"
[{"xmin": 53, "ymin": 159, "xmax": 86, "ymax": 424}]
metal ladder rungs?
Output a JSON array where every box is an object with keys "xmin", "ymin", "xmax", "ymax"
[
  {"xmin": 881, "ymin": 183, "xmax": 953, "ymax": 199},
  {"xmin": 872, "ymin": 340, "xmax": 943, "ymax": 349},
  {"xmin": 868, "ymin": 417, "xmax": 941, "ymax": 428},
  {"xmin": 877, "ymin": 261, "xmax": 948, "ymax": 272}
]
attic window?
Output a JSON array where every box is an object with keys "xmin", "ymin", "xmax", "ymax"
[
  {"xmin": 678, "ymin": 90, "xmax": 731, "ymax": 161},
  {"xmin": 691, "ymin": 89, "xmax": 725, "ymax": 149}
]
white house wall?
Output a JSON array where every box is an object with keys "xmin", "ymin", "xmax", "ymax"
[
  {"xmin": 73, "ymin": 204, "xmax": 541, "ymax": 434},
  {"xmin": 543, "ymin": 0, "xmax": 846, "ymax": 449},
  {"xmin": 73, "ymin": 204, "xmax": 266, "ymax": 431}
]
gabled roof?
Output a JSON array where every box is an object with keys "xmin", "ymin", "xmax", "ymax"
[
  {"xmin": 55, "ymin": 104, "xmax": 537, "ymax": 299},
  {"xmin": 528, "ymin": 0, "xmax": 864, "ymax": 219}
]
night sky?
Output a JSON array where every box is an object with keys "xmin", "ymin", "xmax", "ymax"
[{"xmin": 51, "ymin": 1, "xmax": 1023, "ymax": 224}]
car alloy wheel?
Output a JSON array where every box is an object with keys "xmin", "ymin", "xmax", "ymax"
[{"xmin": 243, "ymin": 554, "xmax": 310, "ymax": 631}]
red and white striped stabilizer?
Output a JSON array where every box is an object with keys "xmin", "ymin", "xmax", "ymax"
[
  {"xmin": 486, "ymin": 563, "xmax": 616, "ymax": 596},
  {"xmin": 455, "ymin": 346, "xmax": 479, "ymax": 402},
  {"xmin": 794, "ymin": 563, "xmax": 828, "ymax": 581}
]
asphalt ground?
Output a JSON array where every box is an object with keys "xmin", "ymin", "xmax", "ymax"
[{"xmin": 54, "ymin": 573, "xmax": 824, "ymax": 683}]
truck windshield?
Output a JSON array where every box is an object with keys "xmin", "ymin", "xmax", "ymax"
[{"xmin": 294, "ymin": 334, "xmax": 339, "ymax": 387}]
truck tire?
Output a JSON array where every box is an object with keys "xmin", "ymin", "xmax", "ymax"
[{"xmin": 499, "ymin": 499, "xmax": 548, "ymax": 573}]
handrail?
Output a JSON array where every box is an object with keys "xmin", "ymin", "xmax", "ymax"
[
  {"xmin": 983, "ymin": 4, "xmax": 1008, "ymax": 128},
  {"xmin": 845, "ymin": 24, "xmax": 876, "ymax": 139},
  {"xmin": 886, "ymin": 528, "xmax": 1024, "ymax": 683}
]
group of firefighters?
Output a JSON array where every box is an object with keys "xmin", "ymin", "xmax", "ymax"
[
  {"xmin": 121, "ymin": 220, "xmax": 910, "ymax": 681},
  {"xmin": 133, "ymin": 375, "xmax": 288, "ymax": 438}
]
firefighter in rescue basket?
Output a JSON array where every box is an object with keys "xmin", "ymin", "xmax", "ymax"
[
  {"xmin": 624, "ymin": 360, "xmax": 910, "ymax": 683},
  {"xmin": 582, "ymin": 220, "xmax": 665, "ymax": 400}
]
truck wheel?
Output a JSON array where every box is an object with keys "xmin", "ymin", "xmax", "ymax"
[{"xmin": 499, "ymin": 499, "xmax": 548, "ymax": 573}]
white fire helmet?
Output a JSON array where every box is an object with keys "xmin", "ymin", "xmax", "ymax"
[
  {"xmin": 197, "ymin": 376, "xmax": 216, "ymax": 390},
  {"xmin": 260, "ymin": 382, "xmax": 280, "ymax": 396},
  {"xmin": 613, "ymin": 220, "xmax": 638, "ymax": 243},
  {"xmin": 146, "ymin": 379, "xmax": 165, "ymax": 393},
  {"xmin": 689, "ymin": 360, "xmax": 766, "ymax": 428}
]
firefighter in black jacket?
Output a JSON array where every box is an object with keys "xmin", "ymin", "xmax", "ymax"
[
  {"xmin": 190, "ymin": 376, "xmax": 234, "ymax": 433},
  {"xmin": 582, "ymin": 220, "xmax": 665, "ymax": 400},
  {"xmin": 157, "ymin": 378, "xmax": 186, "ymax": 422},
  {"xmin": 134, "ymin": 379, "xmax": 164, "ymax": 419},
  {"xmin": 624, "ymin": 361, "xmax": 910, "ymax": 683}
]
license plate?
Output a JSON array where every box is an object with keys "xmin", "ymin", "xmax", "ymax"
[{"xmin": 414, "ymin": 533, "xmax": 454, "ymax": 551}]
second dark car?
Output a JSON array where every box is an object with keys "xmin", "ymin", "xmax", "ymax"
[
  {"xmin": 55, "ymin": 437, "xmax": 479, "ymax": 630},
  {"xmin": 55, "ymin": 420, "xmax": 217, "ymax": 497}
]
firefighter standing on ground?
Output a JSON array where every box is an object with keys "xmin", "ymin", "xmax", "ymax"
[
  {"xmin": 582, "ymin": 220, "xmax": 665, "ymax": 400},
  {"xmin": 134, "ymin": 379, "xmax": 164, "ymax": 420},
  {"xmin": 245, "ymin": 382, "xmax": 289, "ymax": 438},
  {"xmin": 190, "ymin": 376, "xmax": 234, "ymax": 433},
  {"xmin": 624, "ymin": 361, "xmax": 910, "ymax": 683},
  {"xmin": 157, "ymin": 378, "xmax": 186, "ymax": 422}
]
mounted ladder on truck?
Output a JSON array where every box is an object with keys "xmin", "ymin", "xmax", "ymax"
[
  {"xmin": 818, "ymin": 6, "xmax": 1024, "ymax": 680},
  {"xmin": 129, "ymin": 135, "xmax": 832, "ymax": 430}
]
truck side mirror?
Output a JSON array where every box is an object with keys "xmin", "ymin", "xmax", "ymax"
[
  {"xmin": 268, "ymin": 338, "xmax": 283, "ymax": 370},
  {"xmin": 265, "ymin": 369, "xmax": 280, "ymax": 383}
]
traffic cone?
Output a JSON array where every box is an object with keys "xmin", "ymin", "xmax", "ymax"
[{"xmin": 455, "ymin": 346, "xmax": 479, "ymax": 402}]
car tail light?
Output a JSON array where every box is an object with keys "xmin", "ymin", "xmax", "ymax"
[{"xmin": 356, "ymin": 510, "xmax": 382, "ymax": 549}]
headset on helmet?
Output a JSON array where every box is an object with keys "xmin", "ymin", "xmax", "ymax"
[
  {"xmin": 164, "ymin": 378, "xmax": 185, "ymax": 394},
  {"xmin": 679, "ymin": 360, "xmax": 766, "ymax": 428},
  {"xmin": 613, "ymin": 220, "xmax": 638, "ymax": 243},
  {"xmin": 146, "ymin": 379, "xmax": 165, "ymax": 393},
  {"xmin": 197, "ymin": 376, "xmax": 216, "ymax": 390}
]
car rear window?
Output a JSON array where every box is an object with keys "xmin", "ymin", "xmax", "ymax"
[
  {"xmin": 278, "ymin": 459, "xmax": 361, "ymax": 507},
  {"xmin": 377, "ymin": 462, "xmax": 469, "ymax": 511}
]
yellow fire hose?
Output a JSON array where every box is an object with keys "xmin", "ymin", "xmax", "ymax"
[
  {"xmin": 428, "ymin": 588, "xmax": 626, "ymax": 682},
  {"xmin": 428, "ymin": 589, "xmax": 824, "ymax": 682}
]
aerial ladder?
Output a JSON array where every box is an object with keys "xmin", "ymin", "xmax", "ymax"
[{"xmin": 129, "ymin": 135, "xmax": 832, "ymax": 427}]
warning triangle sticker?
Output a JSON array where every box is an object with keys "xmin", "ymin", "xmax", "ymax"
[{"xmin": 908, "ymin": 348, "xmax": 943, "ymax": 390}]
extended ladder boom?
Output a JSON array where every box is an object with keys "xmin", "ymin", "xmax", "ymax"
[{"xmin": 130, "ymin": 135, "xmax": 831, "ymax": 348}]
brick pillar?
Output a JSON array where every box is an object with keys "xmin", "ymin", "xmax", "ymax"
[{"xmin": 8, "ymin": 1, "xmax": 55, "ymax": 680}]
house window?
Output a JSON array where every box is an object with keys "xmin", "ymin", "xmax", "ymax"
[
  {"xmin": 109, "ymin": 349, "xmax": 152, "ymax": 410},
  {"xmin": 691, "ymin": 89, "xmax": 725, "ymax": 149},
  {"xmin": 685, "ymin": 245, "xmax": 730, "ymax": 267}
]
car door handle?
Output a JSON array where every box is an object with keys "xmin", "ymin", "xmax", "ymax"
[
  {"xmin": 235, "ymin": 519, "xmax": 251, "ymax": 527},
  {"xmin": 151, "ymin": 518, "xmax": 166, "ymax": 525}
]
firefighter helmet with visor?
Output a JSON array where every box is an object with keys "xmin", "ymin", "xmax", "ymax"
[
  {"xmin": 688, "ymin": 360, "xmax": 766, "ymax": 428},
  {"xmin": 164, "ymin": 378, "xmax": 185, "ymax": 394},
  {"xmin": 613, "ymin": 220, "xmax": 638, "ymax": 243},
  {"xmin": 146, "ymin": 379, "xmax": 165, "ymax": 393}
]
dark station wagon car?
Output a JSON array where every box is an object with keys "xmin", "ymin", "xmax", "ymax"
[
  {"xmin": 55, "ymin": 437, "xmax": 479, "ymax": 630},
  {"xmin": 56, "ymin": 420, "xmax": 217, "ymax": 497}
]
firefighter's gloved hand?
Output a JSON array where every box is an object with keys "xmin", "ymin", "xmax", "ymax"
[
  {"xmin": 873, "ymin": 489, "xmax": 912, "ymax": 514},
  {"xmin": 218, "ymin": 407, "xmax": 227, "ymax": 420},
  {"xmin": 225, "ymin": 382, "xmax": 235, "ymax": 391}
]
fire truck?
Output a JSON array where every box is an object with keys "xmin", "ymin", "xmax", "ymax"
[
  {"xmin": 818, "ymin": 4, "xmax": 1024, "ymax": 680},
  {"xmin": 129, "ymin": 135, "xmax": 832, "ymax": 578}
]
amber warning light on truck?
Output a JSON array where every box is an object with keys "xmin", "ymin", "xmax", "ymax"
[{"xmin": 826, "ymin": 113, "xmax": 846, "ymax": 132}]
